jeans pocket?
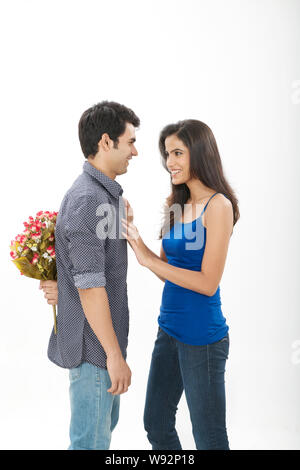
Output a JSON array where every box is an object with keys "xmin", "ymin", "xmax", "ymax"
[
  {"xmin": 219, "ymin": 336, "xmax": 229, "ymax": 343},
  {"xmin": 213, "ymin": 334, "xmax": 229, "ymax": 358},
  {"xmin": 69, "ymin": 364, "xmax": 82, "ymax": 382}
]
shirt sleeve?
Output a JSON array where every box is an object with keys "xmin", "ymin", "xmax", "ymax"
[{"xmin": 66, "ymin": 195, "xmax": 107, "ymax": 289}]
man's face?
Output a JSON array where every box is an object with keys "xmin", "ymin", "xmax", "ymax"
[{"xmin": 109, "ymin": 122, "xmax": 138, "ymax": 176}]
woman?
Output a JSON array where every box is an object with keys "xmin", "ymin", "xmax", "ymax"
[{"xmin": 121, "ymin": 119, "xmax": 240, "ymax": 450}]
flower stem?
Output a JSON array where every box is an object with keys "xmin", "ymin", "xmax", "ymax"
[{"xmin": 52, "ymin": 304, "xmax": 57, "ymax": 334}]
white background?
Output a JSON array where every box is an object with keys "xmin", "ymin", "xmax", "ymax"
[{"xmin": 0, "ymin": 0, "xmax": 299, "ymax": 450}]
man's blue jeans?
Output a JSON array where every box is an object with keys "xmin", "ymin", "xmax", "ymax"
[
  {"xmin": 68, "ymin": 362, "xmax": 120, "ymax": 450},
  {"xmin": 143, "ymin": 327, "xmax": 230, "ymax": 450}
]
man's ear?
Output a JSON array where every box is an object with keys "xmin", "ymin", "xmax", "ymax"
[{"xmin": 99, "ymin": 133, "xmax": 111, "ymax": 151}]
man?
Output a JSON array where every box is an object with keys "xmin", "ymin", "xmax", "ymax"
[{"xmin": 41, "ymin": 101, "xmax": 140, "ymax": 450}]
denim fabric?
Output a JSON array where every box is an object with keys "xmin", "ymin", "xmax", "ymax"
[
  {"xmin": 143, "ymin": 327, "xmax": 230, "ymax": 450},
  {"xmin": 68, "ymin": 362, "xmax": 120, "ymax": 450}
]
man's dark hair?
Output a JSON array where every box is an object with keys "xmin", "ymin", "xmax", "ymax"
[{"xmin": 78, "ymin": 101, "xmax": 140, "ymax": 158}]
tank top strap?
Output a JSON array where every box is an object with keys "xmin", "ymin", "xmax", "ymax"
[{"xmin": 200, "ymin": 192, "xmax": 219, "ymax": 215}]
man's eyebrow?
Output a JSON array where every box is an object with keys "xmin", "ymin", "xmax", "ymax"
[{"xmin": 165, "ymin": 148, "xmax": 184, "ymax": 154}]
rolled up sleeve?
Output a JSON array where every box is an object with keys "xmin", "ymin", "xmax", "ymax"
[{"xmin": 66, "ymin": 195, "xmax": 107, "ymax": 289}]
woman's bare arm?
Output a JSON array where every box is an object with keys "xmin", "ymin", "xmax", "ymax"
[{"xmin": 143, "ymin": 243, "xmax": 167, "ymax": 282}]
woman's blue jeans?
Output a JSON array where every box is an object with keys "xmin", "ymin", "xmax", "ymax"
[
  {"xmin": 143, "ymin": 327, "xmax": 230, "ymax": 450},
  {"xmin": 68, "ymin": 362, "xmax": 120, "ymax": 450}
]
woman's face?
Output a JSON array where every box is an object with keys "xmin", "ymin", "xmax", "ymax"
[{"xmin": 165, "ymin": 134, "xmax": 191, "ymax": 185}]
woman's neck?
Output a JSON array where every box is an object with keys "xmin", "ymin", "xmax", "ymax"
[{"xmin": 186, "ymin": 178, "xmax": 215, "ymax": 204}]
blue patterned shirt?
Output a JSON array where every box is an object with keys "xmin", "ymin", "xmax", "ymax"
[{"xmin": 47, "ymin": 161, "xmax": 129, "ymax": 369}]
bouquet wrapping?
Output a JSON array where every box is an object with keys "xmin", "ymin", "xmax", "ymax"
[{"xmin": 10, "ymin": 210, "xmax": 58, "ymax": 333}]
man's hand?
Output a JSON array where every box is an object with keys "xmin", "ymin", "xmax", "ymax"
[
  {"xmin": 106, "ymin": 353, "xmax": 132, "ymax": 395},
  {"xmin": 39, "ymin": 280, "xmax": 58, "ymax": 305}
]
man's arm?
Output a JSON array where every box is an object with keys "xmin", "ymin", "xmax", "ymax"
[
  {"xmin": 40, "ymin": 281, "xmax": 131, "ymax": 395},
  {"xmin": 77, "ymin": 286, "xmax": 131, "ymax": 395}
]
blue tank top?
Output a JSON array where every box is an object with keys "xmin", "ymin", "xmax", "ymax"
[{"xmin": 158, "ymin": 192, "xmax": 229, "ymax": 345}]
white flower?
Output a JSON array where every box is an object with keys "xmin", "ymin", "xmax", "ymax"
[
  {"xmin": 31, "ymin": 246, "xmax": 37, "ymax": 252},
  {"xmin": 42, "ymin": 252, "xmax": 49, "ymax": 258},
  {"xmin": 17, "ymin": 247, "xmax": 23, "ymax": 253}
]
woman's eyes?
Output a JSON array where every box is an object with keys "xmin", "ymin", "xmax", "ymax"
[{"xmin": 166, "ymin": 151, "xmax": 183, "ymax": 158}]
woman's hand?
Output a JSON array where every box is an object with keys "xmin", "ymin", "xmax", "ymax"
[
  {"xmin": 123, "ymin": 197, "xmax": 134, "ymax": 224},
  {"xmin": 121, "ymin": 218, "xmax": 153, "ymax": 268}
]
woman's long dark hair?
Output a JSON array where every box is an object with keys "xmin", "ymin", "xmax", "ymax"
[{"xmin": 159, "ymin": 119, "xmax": 240, "ymax": 238}]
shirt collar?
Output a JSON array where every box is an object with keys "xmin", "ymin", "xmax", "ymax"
[{"xmin": 83, "ymin": 161, "xmax": 123, "ymax": 199}]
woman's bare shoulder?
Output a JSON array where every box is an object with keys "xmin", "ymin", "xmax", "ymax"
[{"xmin": 202, "ymin": 193, "xmax": 233, "ymax": 230}]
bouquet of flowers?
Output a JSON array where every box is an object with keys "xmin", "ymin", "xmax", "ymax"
[{"xmin": 10, "ymin": 210, "xmax": 58, "ymax": 333}]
